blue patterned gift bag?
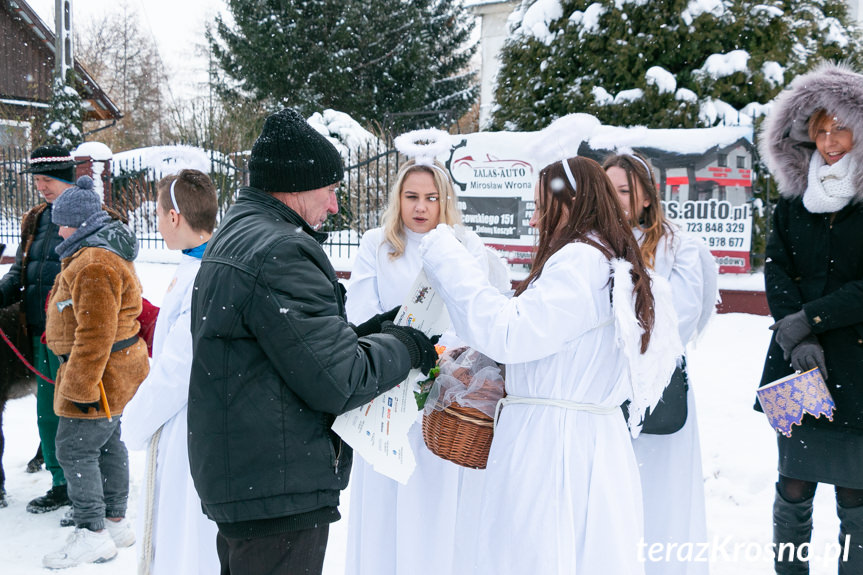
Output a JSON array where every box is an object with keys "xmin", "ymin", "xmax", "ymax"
[{"xmin": 757, "ymin": 368, "xmax": 835, "ymax": 437}]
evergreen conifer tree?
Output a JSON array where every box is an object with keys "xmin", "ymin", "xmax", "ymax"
[
  {"xmin": 210, "ymin": 0, "xmax": 477, "ymax": 131},
  {"xmin": 491, "ymin": 0, "xmax": 863, "ymax": 130},
  {"xmin": 43, "ymin": 70, "xmax": 85, "ymax": 148}
]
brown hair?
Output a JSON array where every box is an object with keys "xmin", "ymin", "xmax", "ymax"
[
  {"xmin": 381, "ymin": 159, "xmax": 462, "ymax": 259},
  {"xmin": 157, "ymin": 169, "xmax": 218, "ymax": 234},
  {"xmin": 807, "ymin": 109, "xmax": 835, "ymax": 141},
  {"xmin": 601, "ymin": 152, "xmax": 672, "ymax": 269},
  {"xmin": 517, "ymin": 157, "xmax": 655, "ymax": 352}
]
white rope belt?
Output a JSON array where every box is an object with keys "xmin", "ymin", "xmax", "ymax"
[
  {"xmin": 490, "ymin": 317, "xmax": 618, "ymax": 432},
  {"xmin": 138, "ymin": 425, "xmax": 163, "ymax": 575},
  {"xmin": 494, "ymin": 395, "xmax": 619, "ymax": 431}
]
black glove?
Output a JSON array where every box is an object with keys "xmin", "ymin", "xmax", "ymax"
[
  {"xmin": 352, "ymin": 306, "xmax": 400, "ymax": 338},
  {"xmin": 380, "ymin": 321, "xmax": 440, "ymax": 374},
  {"xmin": 790, "ymin": 336, "xmax": 828, "ymax": 378},
  {"xmin": 769, "ymin": 310, "xmax": 812, "ymax": 359},
  {"xmin": 73, "ymin": 401, "xmax": 100, "ymax": 414}
]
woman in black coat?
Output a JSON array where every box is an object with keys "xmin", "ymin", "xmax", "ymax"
[{"xmin": 759, "ymin": 62, "xmax": 863, "ymax": 575}]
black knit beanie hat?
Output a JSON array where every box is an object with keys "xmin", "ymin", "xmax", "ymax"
[
  {"xmin": 52, "ymin": 176, "xmax": 102, "ymax": 227},
  {"xmin": 21, "ymin": 145, "xmax": 84, "ymax": 184},
  {"xmin": 249, "ymin": 108, "xmax": 344, "ymax": 193}
]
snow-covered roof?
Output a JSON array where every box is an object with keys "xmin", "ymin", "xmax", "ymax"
[{"xmin": 524, "ymin": 112, "xmax": 753, "ymax": 166}]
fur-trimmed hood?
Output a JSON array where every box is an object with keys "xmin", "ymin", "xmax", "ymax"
[{"xmin": 759, "ymin": 62, "xmax": 863, "ymax": 202}]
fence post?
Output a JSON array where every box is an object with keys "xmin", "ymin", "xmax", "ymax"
[{"xmin": 73, "ymin": 142, "xmax": 113, "ymax": 205}]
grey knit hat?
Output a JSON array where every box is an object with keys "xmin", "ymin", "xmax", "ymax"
[
  {"xmin": 249, "ymin": 108, "xmax": 344, "ymax": 193},
  {"xmin": 52, "ymin": 176, "xmax": 102, "ymax": 227}
]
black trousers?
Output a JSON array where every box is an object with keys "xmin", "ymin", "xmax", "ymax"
[{"xmin": 217, "ymin": 525, "xmax": 329, "ymax": 575}]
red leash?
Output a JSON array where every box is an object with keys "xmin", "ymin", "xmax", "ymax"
[{"xmin": 0, "ymin": 326, "xmax": 55, "ymax": 384}]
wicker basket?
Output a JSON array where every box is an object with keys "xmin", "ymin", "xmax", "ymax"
[{"xmin": 422, "ymin": 402, "xmax": 494, "ymax": 469}]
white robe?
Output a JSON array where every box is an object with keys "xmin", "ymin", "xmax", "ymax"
[
  {"xmin": 632, "ymin": 228, "xmax": 716, "ymax": 575},
  {"xmin": 122, "ymin": 254, "xmax": 219, "ymax": 575},
  {"xmin": 421, "ymin": 237, "xmax": 648, "ymax": 575},
  {"xmin": 344, "ymin": 226, "xmax": 498, "ymax": 575}
]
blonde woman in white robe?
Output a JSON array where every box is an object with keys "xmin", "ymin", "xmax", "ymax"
[
  {"xmin": 419, "ymin": 157, "xmax": 682, "ymax": 575},
  {"xmin": 121, "ymin": 171, "xmax": 219, "ymax": 575},
  {"xmin": 605, "ymin": 152, "xmax": 717, "ymax": 575},
  {"xmin": 344, "ymin": 159, "xmax": 509, "ymax": 575}
]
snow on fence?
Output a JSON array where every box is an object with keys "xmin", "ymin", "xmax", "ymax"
[{"xmin": 0, "ymin": 142, "xmax": 407, "ymax": 259}]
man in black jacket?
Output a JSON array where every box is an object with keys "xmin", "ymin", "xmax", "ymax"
[
  {"xmin": 0, "ymin": 146, "xmax": 82, "ymax": 513},
  {"xmin": 189, "ymin": 108, "xmax": 438, "ymax": 575}
]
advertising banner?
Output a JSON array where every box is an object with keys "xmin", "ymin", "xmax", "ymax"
[
  {"xmin": 433, "ymin": 116, "xmax": 755, "ymax": 273},
  {"xmin": 663, "ymin": 200, "xmax": 753, "ymax": 273}
]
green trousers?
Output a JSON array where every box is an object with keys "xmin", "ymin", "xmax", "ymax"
[{"xmin": 32, "ymin": 336, "xmax": 65, "ymax": 487}]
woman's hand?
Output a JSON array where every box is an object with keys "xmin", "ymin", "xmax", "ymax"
[
  {"xmin": 769, "ymin": 310, "xmax": 812, "ymax": 359},
  {"xmin": 789, "ymin": 336, "xmax": 828, "ymax": 378}
]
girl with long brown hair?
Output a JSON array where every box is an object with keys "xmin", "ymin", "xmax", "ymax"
[
  {"xmin": 604, "ymin": 152, "xmax": 716, "ymax": 575},
  {"xmin": 419, "ymin": 156, "xmax": 681, "ymax": 574}
]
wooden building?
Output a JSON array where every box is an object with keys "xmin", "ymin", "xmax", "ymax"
[{"xmin": 0, "ymin": 0, "xmax": 120, "ymax": 145}]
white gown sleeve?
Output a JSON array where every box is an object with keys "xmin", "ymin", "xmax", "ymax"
[
  {"xmin": 665, "ymin": 232, "xmax": 718, "ymax": 344},
  {"xmin": 346, "ymin": 229, "xmax": 386, "ymax": 324},
  {"xmin": 420, "ymin": 226, "xmax": 604, "ymax": 364},
  {"xmin": 666, "ymin": 233, "xmax": 706, "ymax": 345},
  {"xmin": 121, "ymin": 306, "xmax": 194, "ymax": 451}
]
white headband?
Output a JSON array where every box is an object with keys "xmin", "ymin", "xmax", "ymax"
[
  {"xmin": 415, "ymin": 160, "xmax": 451, "ymax": 179},
  {"xmin": 560, "ymin": 158, "xmax": 577, "ymax": 192},
  {"xmin": 629, "ymin": 154, "xmax": 652, "ymax": 176},
  {"xmin": 169, "ymin": 179, "xmax": 181, "ymax": 214}
]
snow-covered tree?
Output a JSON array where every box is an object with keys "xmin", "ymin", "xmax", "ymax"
[
  {"xmin": 209, "ymin": 0, "xmax": 477, "ymax": 131},
  {"xmin": 43, "ymin": 70, "xmax": 84, "ymax": 149},
  {"xmin": 491, "ymin": 0, "xmax": 863, "ymax": 130}
]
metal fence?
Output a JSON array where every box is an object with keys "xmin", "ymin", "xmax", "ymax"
[
  {"xmin": 323, "ymin": 143, "xmax": 405, "ymax": 261},
  {"xmin": 0, "ymin": 143, "xmax": 405, "ymax": 259},
  {"xmin": 0, "ymin": 140, "xmax": 776, "ymax": 267},
  {"xmin": 110, "ymin": 148, "xmax": 253, "ymax": 250},
  {"xmin": 0, "ymin": 145, "xmax": 43, "ymax": 247}
]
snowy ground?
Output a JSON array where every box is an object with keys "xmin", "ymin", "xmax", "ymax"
[{"xmin": 0, "ymin": 258, "xmax": 846, "ymax": 574}]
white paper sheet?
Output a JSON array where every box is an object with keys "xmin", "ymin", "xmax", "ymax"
[{"xmin": 332, "ymin": 269, "xmax": 449, "ymax": 484}]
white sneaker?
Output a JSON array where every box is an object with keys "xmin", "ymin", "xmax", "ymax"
[
  {"xmin": 43, "ymin": 527, "xmax": 118, "ymax": 569},
  {"xmin": 105, "ymin": 517, "xmax": 135, "ymax": 548}
]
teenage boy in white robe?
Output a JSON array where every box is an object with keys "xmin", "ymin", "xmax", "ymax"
[{"xmin": 121, "ymin": 170, "xmax": 220, "ymax": 575}]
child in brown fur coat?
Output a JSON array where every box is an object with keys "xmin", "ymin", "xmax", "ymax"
[{"xmin": 42, "ymin": 176, "xmax": 150, "ymax": 569}]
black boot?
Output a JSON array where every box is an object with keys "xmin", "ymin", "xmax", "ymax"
[
  {"xmin": 26, "ymin": 484, "xmax": 70, "ymax": 514},
  {"xmin": 26, "ymin": 444, "xmax": 44, "ymax": 473},
  {"xmin": 838, "ymin": 502, "xmax": 863, "ymax": 575},
  {"xmin": 773, "ymin": 486, "xmax": 813, "ymax": 575}
]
